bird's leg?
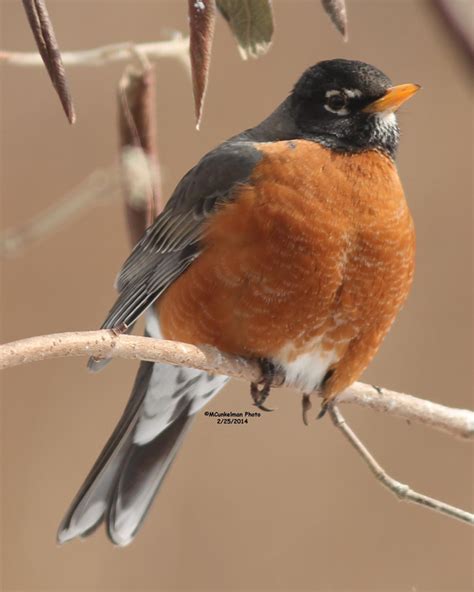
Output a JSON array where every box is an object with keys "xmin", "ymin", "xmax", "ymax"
[
  {"xmin": 302, "ymin": 393, "xmax": 312, "ymax": 425},
  {"xmin": 250, "ymin": 359, "xmax": 277, "ymax": 412},
  {"xmin": 317, "ymin": 368, "xmax": 336, "ymax": 419}
]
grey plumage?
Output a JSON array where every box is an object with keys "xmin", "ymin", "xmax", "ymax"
[{"xmin": 58, "ymin": 352, "xmax": 228, "ymax": 545}]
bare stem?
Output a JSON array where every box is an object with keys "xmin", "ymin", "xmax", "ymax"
[
  {"xmin": 0, "ymin": 330, "xmax": 472, "ymax": 442},
  {"xmin": 0, "ymin": 36, "xmax": 190, "ymax": 71},
  {"xmin": 0, "ymin": 167, "xmax": 120, "ymax": 258},
  {"xmin": 336, "ymin": 382, "xmax": 473, "ymax": 441},
  {"xmin": 328, "ymin": 405, "xmax": 473, "ymax": 526},
  {"xmin": 1, "ymin": 330, "xmax": 472, "ymax": 525}
]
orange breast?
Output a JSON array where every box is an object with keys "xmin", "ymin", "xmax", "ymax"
[{"xmin": 157, "ymin": 140, "xmax": 415, "ymax": 396}]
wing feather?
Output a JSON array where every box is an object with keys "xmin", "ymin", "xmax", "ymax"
[{"xmin": 98, "ymin": 141, "xmax": 262, "ymax": 333}]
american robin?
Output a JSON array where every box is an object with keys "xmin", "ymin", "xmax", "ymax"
[{"xmin": 58, "ymin": 59, "xmax": 419, "ymax": 546}]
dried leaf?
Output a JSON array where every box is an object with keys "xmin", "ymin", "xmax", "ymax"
[
  {"xmin": 321, "ymin": 0, "xmax": 348, "ymax": 40},
  {"xmin": 188, "ymin": 0, "xmax": 216, "ymax": 129},
  {"xmin": 431, "ymin": 0, "xmax": 474, "ymax": 65},
  {"xmin": 21, "ymin": 0, "xmax": 75, "ymax": 123},
  {"xmin": 216, "ymin": 0, "xmax": 274, "ymax": 59},
  {"xmin": 118, "ymin": 66, "xmax": 162, "ymax": 244}
]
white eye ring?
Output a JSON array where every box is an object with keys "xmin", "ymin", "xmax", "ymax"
[
  {"xmin": 345, "ymin": 88, "xmax": 362, "ymax": 98},
  {"xmin": 324, "ymin": 90, "xmax": 349, "ymax": 116}
]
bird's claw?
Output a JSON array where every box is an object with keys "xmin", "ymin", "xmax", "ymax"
[
  {"xmin": 250, "ymin": 381, "xmax": 275, "ymax": 412},
  {"xmin": 302, "ymin": 393, "xmax": 312, "ymax": 425},
  {"xmin": 316, "ymin": 397, "xmax": 333, "ymax": 419},
  {"xmin": 250, "ymin": 359, "xmax": 277, "ymax": 412}
]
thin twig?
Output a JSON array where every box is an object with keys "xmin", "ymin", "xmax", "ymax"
[
  {"xmin": 0, "ymin": 36, "xmax": 190, "ymax": 71},
  {"xmin": 0, "ymin": 330, "xmax": 472, "ymax": 441},
  {"xmin": 328, "ymin": 405, "xmax": 473, "ymax": 526},
  {"xmin": 336, "ymin": 382, "xmax": 474, "ymax": 441},
  {"xmin": 0, "ymin": 167, "xmax": 120, "ymax": 258}
]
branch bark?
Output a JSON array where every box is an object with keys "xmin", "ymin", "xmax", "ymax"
[{"xmin": 1, "ymin": 330, "xmax": 472, "ymax": 441}]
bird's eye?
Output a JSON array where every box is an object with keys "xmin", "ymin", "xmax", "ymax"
[{"xmin": 326, "ymin": 93, "xmax": 347, "ymax": 111}]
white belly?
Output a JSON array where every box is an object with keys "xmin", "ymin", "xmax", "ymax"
[{"xmin": 275, "ymin": 337, "xmax": 340, "ymax": 393}]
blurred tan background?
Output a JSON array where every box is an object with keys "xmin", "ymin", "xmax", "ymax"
[{"xmin": 1, "ymin": 1, "xmax": 473, "ymax": 590}]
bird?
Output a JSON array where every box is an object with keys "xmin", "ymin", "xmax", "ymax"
[{"xmin": 57, "ymin": 59, "xmax": 419, "ymax": 546}]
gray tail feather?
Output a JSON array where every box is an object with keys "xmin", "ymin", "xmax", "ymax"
[
  {"xmin": 57, "ymin": 361, "xmax": 194, "ymax": 546},
  {"xmin": 106, "ymin": 407, "xmax": 193, "ymax": 545}
]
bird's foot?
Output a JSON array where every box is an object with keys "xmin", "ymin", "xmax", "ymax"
[
  {"xmin": 316, "ymin": 396, "xmax": 334, "ymax": 419},
  {"xmin": 250, "ymin": 359, "xmax": 277, "ymax": 412}
]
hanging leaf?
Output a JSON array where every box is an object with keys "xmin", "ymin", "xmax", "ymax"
[
  {"xmin": 216, "ymin": 0, "xmax": 274, "ymax": 59},
  {"xmin": 188, "ymin": 0, "xmax": 217, "ymax": 129},
  {"xmin": 321, "ymin": 0, "xmax": 348, "ymax": 40},
  {"xmin": 431, "ymin": 0, "xmax": 474, "ymax": 66},
  {"xmin": 21, "ymin": 0, "xmax": 75, "ymax": 123},
  {"xmin": 118, "ymin": 66, "xmax": 162, "ymax": 245}
]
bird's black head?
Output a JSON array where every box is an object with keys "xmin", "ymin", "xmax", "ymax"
[{"xmin": 290, "ymin": 59, "xmax": 420, "ymax": 158}]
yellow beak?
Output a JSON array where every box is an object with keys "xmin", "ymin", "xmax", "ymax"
[{"xmin": 363, "ymin": 83, "xmax": 421, "ymax": 113}]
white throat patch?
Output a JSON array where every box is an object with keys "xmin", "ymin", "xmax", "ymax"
[{"xmin": 371, "ymin": 111, "xmax": 398, "ymax": 145}]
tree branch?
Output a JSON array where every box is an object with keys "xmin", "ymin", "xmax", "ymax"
[
  {"xmin": 1, "ymin": 330, "xmax": 472, "ymax": 441},
  {"xmin": 329, "ymin": 405, "xmax": 473, "ymax": 526},
  {"xmin": 335, "ymin": 382, "xmax": 473, "ymax": 441},
  {"xmin": 0, "ymin": 167, "xmax": 120, "ymax": 258},
  {"xmin": 2, "ymin": 330, "xmax": 472, "ymax": 525},
  {"xmin": 0, "ymin": 36, "xmax": 190, "ymax": 71}
]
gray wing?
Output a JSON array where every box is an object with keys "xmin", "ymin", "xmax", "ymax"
[{"xmin": 97, "ymin": 140, "xmax": 262, "ymax": 332}]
